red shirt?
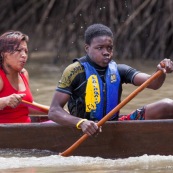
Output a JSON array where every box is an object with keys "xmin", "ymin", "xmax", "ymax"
[{"xmin": 0, "ymin": 69, "xmax": 33, "ymax": 123}]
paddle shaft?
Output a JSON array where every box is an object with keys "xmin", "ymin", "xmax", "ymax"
[
  {"xmin": 21, "ymin": 100, "xmax": 49, "ymax": 113},
  {"xmin": 60, "ymin": 69, "xmax": 163, "ymax": 157}
]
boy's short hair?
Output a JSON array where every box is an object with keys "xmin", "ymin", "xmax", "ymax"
[{"xmin": 84, "ymin": 24, "xmax": 113, "ymax": 45}]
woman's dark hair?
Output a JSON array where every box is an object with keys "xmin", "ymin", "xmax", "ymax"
[
  {"xmin": 84, "ymin": 24, "xmax": 113, "ymax": 45},
  {"xmin": 0, "ymin": 31, "xmax": 29, "ymax": 69}
]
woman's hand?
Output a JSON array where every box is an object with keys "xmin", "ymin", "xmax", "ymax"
[{"xmin": 3, "ymin": 94, "xmax": 25, "ymax": 108}]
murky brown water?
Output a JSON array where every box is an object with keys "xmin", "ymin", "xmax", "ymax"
[{"xmin": 1, "ymin": 56, "xmax": 173, "ymax": 173}]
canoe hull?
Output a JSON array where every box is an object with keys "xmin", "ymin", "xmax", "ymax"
[{"xmin": 0, "ymin": 120, "xmax": 173, "ymax": 159}]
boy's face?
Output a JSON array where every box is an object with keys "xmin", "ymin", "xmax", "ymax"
[{"xmin": 85, "ymin": 35, "xmax": 113, "ymax": 67}]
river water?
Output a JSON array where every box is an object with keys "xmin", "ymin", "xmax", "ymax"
[
  {"xmin": 2, "ymin": 150, "xmax": 173, "ymax": 173},
  {"xmin": 1, "ymin": 55, "xmax": 173, "ymax": 172}
]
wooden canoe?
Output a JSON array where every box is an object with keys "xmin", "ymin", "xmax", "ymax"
[{"xmin": 0, "ymin": 117, "xmax": 173, "ymax": 159}]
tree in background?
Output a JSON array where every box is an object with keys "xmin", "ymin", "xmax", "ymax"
[{"xmin": 0, "ymin": 0, "xmax": 173, "ymax": 62}]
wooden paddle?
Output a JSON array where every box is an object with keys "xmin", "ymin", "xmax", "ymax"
[
  {"xmin": 60, "ymin": 69, "xmax": 164, "ymax": 157},
  {"xmin": 21, "ymin": 100, "xmax": 49, "ymax": 114}
]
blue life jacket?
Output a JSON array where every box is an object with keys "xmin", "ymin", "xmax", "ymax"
[{"xmin": 81, "ymin": 60, "xmax": 121, "ymax": 120}]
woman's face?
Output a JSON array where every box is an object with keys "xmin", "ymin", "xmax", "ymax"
[
  {"xmin": 85, "ymin": 35, "xmax": 113, "ymax": 67},
  {"xmin": 3, "ymin": 41, "xmax": 28, "ymax": 72}
]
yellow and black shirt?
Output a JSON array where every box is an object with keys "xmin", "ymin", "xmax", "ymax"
[{"xmin": 57, "ymin": 55, "xmax": 139, "ymax": 120}]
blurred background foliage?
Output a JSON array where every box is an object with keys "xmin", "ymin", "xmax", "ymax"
[{"xmin": 0, "ymin": 0, "xmax": 173, "ymax": 63}]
